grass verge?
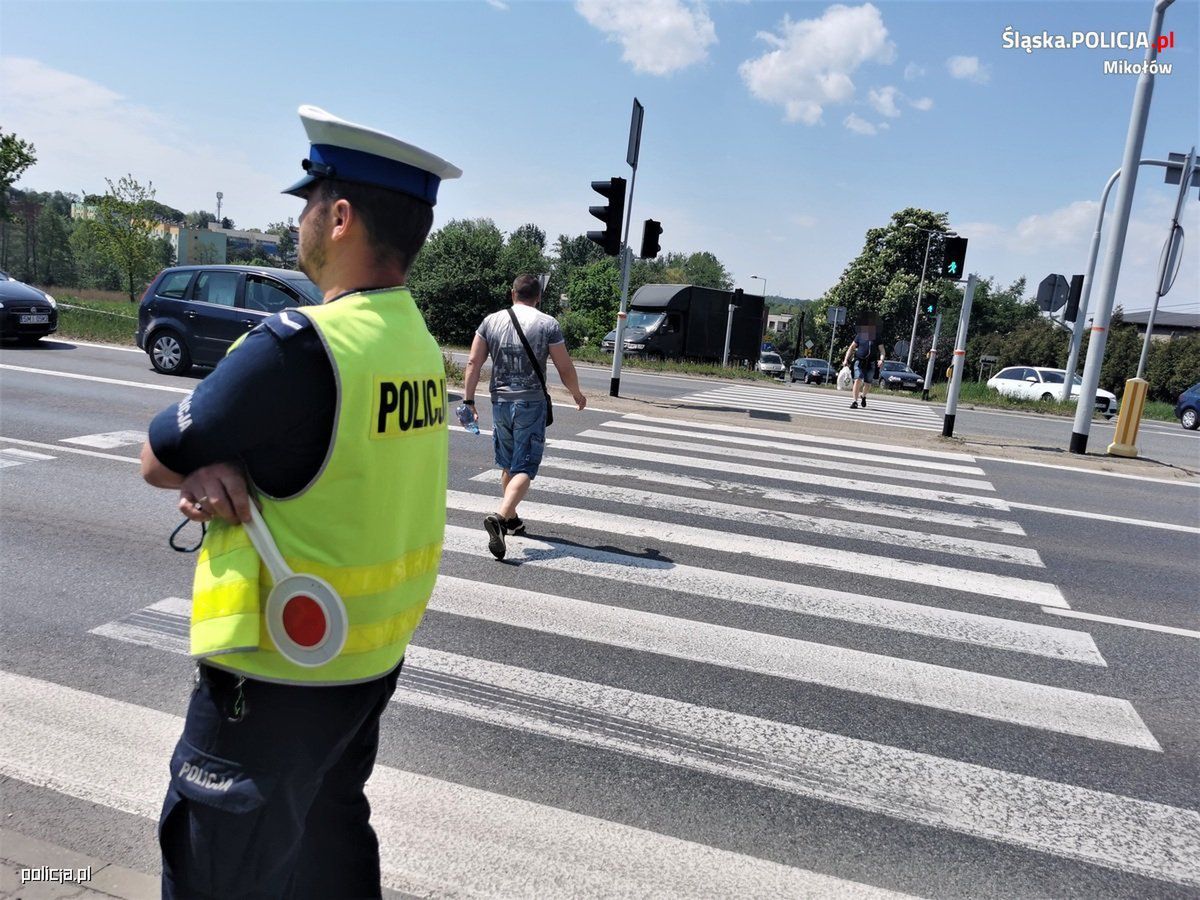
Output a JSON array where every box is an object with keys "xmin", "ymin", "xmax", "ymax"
[
  {"xmin": 570, "ymin": 346, "xmax": 780, "ymax": 382},
  {"xmin": 53, "ymin": 296, "xmax": 139, "ymax": 346}
]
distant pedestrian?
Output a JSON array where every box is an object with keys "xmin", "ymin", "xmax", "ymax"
[
  {"xmin": 843, "ymin": 322, "xmax": 886, "ymax": 409},
  {"xmin": 461, "ymin": 274, "xmax": 586, "ymax": 559}
]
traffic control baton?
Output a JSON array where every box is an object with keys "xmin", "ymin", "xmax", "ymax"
[{"xmin": 244, "ymin": 505, "xmax": 348, "ymax": 668}]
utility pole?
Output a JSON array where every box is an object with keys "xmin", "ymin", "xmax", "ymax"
[{"xmin": 1070, "ymin": 0, "xmax": 1175, "ymax": 454}]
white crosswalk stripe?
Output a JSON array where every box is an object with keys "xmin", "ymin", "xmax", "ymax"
[
  {"xmin": 677, "ymin": 384, "xmax": 943, "ymax": 431},
  {"xmin": 0, "ymin": 447, "xmax": 56, "ymax": 468},
  {"xmin": 16, "ymin": 410, "xmax": 1198, "ymax": 893}
]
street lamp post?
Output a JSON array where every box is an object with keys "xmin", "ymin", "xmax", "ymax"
[{"xmin": 902, "ymin": 224, "xmax": 956, "ymax": 369}]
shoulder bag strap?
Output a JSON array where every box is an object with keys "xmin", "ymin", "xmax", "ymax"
[{"xmin": 506, "ymin": 307, "xmax": 549, "ymax": 394}]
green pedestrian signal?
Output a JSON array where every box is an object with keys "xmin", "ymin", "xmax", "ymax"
[{"xmin": 940, "ymin": 237, "xmax": 968, "ymax": 279}]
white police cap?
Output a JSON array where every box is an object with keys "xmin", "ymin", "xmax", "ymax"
[{"xmin": 282, "ymin": 105, "xmax": 462, "ymax": 206}]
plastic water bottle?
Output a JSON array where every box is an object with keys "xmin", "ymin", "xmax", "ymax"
[{"xmin": 455, "ymin": 404, "xmax": 480, "ymax": 434}]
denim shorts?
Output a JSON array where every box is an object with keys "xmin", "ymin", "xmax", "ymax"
[
  {"xmin": 492, "ymin": 398, "xmax": 547, "ymax": 478},
  {"xmin": 852, "ymin": 359, "xmax": 877, "ymax": 384}
]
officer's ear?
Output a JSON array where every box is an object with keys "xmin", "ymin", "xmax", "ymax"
[{"xmin": 328, "ymin": 198, "xmax": 355, "ymax": 243}]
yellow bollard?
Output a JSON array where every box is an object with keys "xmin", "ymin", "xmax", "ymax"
[{"xmin": 1108, "ymin": 377, "xmax": 1149, "ymax": 458}]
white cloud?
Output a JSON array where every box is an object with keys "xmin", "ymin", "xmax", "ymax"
[
  {"xmin": 739, "ymin": 3, "xmax": 895, "ymax": 124},
  {"xmin": 867, "ymin": 86, "xmax": 901, "ymax": 118},
  {"xmin": 909, "ymin": 96, "xmax": 934, "ymax": 111},
  {"xmin": 903, "ymin": 62, "xmax": 925, "ymax": 81},
  {"xmin": 956, "ymin": 195, "xmax": 1199, "ymax": 311},
  {"xmin": 0, "ymin": 58, "xmax": 293, "ymax": 229},
  {"xmin": 947, "ymin": 55, "xmax": 989, "ymax": 83},
  {"xmin": 486, "ymin": 0, "xmax": 509, "ymax": 9},
  {"xmin": 843, "ymin": 114, "xmax": 878, "ymax": 135},
  {"xmin": 575, "ymin": 0, "xmax": 716, "ymax": 76}
]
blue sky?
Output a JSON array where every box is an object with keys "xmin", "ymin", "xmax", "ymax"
[{"xmin": 2, "ymin": 0, "xmax": 1197, "ymax": 311}]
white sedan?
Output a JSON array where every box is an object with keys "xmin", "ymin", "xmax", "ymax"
[
  {"xmin": 757, "ymin": 352, "xmax": 786, "ymax": 379},
  {"xmin": 986, "ymin": 366, "xmax": 1117, "ymax": 417}
]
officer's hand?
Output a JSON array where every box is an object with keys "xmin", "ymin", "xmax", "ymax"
[
  {"xmin": 574, "ymin": 392, "xmax": 587, "ymax": 411},
  {"xmin": 179, "ymin": 462, "xmax": 254, "ymax": 525}
]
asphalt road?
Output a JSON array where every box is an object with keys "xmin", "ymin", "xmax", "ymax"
[
  {"xmin": 446, "ymin": 350, "xmax": 1199, "ymax": 471},
  {"xmin": 2, "ymin": 339, "xmax": 1198, "ymax": 898}
]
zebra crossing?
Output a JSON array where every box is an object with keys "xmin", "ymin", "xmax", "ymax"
[
  {"xmin": 676, "ymin": 382, "xmax": 944, "ymax": 431},
  {"xmin": 8, "ymin": 411, "xmax": 1199, "ymax": 895}
]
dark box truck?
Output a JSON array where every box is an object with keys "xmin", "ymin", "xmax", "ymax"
[{"xmin": 601, "ymin": 285, "xmax": 765, "ymax": 365}]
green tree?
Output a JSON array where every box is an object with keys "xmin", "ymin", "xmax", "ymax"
[
  {"xmin": 816, "ymin": 207, "xmax": 953, "ymax": 348},
  {"xmin": 407, "ymin": 218, "xmax": 506, "ymax": 345},
  {"xmin": 267, "ymin": 221, "xmax": 297, "ymax": 268},
  {"xmin": 0, "ymin": 128, "xmax": 36, "ymax": 222},
  {"xmin": 186, "ymin": 210, "xmax": 216, "ymax": 230},
  {"xmin": 1146, "ymin": 334, "xmax": 1200, "ymax": 402},
  {"xmin": 69, "ymin": 217, "xmax": 121, "ymax": 290},
  {"xmin": 499, "ymin": 223, "xmax": 551, "ymax": 311},
  {"xmin": 679, "ymin": 251, "xmax": 733, "ymax": 290},
  {"xmin": 93, "ymin": 175, "xmax": 160, "ymax": 301},
  {"xmin": 564, "ymin": 258, "xmax": 621, "ymax": 348},
  {"xmin": 36, "ymin": 208, "xmax": 75, "ymax": 285}
]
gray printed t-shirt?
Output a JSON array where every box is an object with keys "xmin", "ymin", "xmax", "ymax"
[{"xmin": 477, "ymin": 305, "xmax": 566, "ymax": 402}]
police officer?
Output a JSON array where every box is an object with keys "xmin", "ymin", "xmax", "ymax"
[{"xmin": 140, "ymin": 105, "xmax": 460, "ymax": 899}]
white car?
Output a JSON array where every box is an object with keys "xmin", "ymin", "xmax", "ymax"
[
  {"xmin": 986, "ymin": 366, "xmax": 1117, "ymax": 417},
  {"xmin": 757, "ymin": 352, "xmax": 786, "ymax": 379}
]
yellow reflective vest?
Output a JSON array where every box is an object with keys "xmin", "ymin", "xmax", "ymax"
[{"xmin": 190, "ymin": 288, "xmax": 447, "ymax": 684}]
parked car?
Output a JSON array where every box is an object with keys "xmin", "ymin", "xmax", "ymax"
[
  {"xmin": 986, "ymin": 366, "xmax": 1118, "ymax": 417},
  {"xmin": 0, "ymin": 270, "xmax": 58, "ymax": 344},
  {"xmin": 1176, "ymin": 382, "xmax": 1200, "ymax": 430},
  {"xmin": 136, "ymin": 265, "xmax": 321, "ymax": 375},
  {"xmin": 880, "ymin": 360, "xmax": 923, "ymax": 391},
  {"xmin": 757, "ymin": 351, "xmax": 786, "ymax": 379},
  {"xmin": 789, "ymin": 357, "xmax": 834, "ymax": 384}
]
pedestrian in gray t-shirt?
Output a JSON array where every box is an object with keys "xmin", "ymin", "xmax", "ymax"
[{"xmin": 462, "ymin": 274, "xmax": 587, "ymax": 559}]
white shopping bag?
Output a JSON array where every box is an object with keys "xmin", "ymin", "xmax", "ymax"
[{"xmin": 837, "ymin": 366, "xmax": 853, "ymax": 391}]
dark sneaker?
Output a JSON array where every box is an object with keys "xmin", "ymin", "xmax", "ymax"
[
  {"xmin": 503, "ymin": 516, "xmax": 526, "ymax": 536},
  {"xmin": 849, "ymin": 400, "xmax": 859, "ymax": 409},
  {"xmin": 484, "ymin": 515, "xmax": 506, "ymax": 560},
  {"xmin": 860, "ymin": 396, "xmax": 867, "ymax": 408}
]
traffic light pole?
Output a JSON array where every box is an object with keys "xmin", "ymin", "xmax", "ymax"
[
  {"xmin": 609, "ymin": 245, "xmax": 634, "ymax": 396},
  {"xmin": 942, "ymin": 274, "xmax": 977, "ymax": 438},
  {"xmin": 921, "ymin": 312, "xmax": 942, "ymax": 401},
  {"xmin": 1071, "ymin": 0, "xmax": 1175, "ymax": 454},
  {"xmin": 906, "ymin": 232, "xmax": 934, "ymax": 369},
  {"xmin": 609, "ymin": 100, "xmax": 644, "ymax": 398}
]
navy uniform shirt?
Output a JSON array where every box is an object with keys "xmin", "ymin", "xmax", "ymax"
[{"xmin": 148, "ymin": 312, "xmax": 335, "ymax": 498}]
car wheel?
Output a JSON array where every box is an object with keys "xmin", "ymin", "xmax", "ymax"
[
  {"xmin": 1183, "ymin": 408, "xmax": 1199, "ymax": 430},
  {"xmin": 1040, "ymin": 392, "xmax": 1054, "ymax": 402},
  {"xmin": 149, "ymin": 329, "xmax": 191, "ymax": 375}
]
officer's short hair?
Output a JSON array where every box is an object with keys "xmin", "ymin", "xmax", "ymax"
[
  {"xmin": 314, "ymin": 180, "xmax": 433, "ymax": 273},
  {"xmin": 512, "ymin": 274, "xmax": 541, "ymax": 302}
]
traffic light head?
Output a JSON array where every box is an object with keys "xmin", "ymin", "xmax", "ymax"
[
  {"xmin": 923, "ymin": 295, "xmax": 938, "ymax": 316},
  {"xmin": 639, "ymin": 219, "xmax": 662, "ymax": 259},
  {"xmin": 940, "ymin": 236, "xmax": 968, "ymax": 279},
  {"xmin": 587, "ymin": 177, "xmax": 626, "ymax": 256}
]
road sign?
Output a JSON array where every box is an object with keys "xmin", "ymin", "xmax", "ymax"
[
  {"xmin": 827, "ymin": 306, "xmax": 846, "ymax": 326},
  {"xmin": 627, "ymin": 99, "xmax": 644, "ymax": 169},
  {"xmin": 804, "ymin": 339, "xmax": 814, "ymax": 349},
  {"xmin": 1037, "ymin": 274, "xmax": 1069, "ymax": 312}
]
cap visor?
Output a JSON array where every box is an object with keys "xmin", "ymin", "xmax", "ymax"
[{"xmin": 281, "ymin": 173, "xmax": 319, "ymax": 197}]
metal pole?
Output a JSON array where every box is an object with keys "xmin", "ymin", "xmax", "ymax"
[
  {"xmin": 921, "ymin": 312, "xmax": 942, "ymax": 401},
  {"xmin": 942, "ymin": 274, "xmax": 978, "ymax": 437},
  {"xmin": 1070, "ymin": 0, "xmax": 1175, "ymax": 453},
  {"xmin": 827, "ymin": 317, "xmax": 839, "ymax": 369},
  {"xmin": 608, "ymin": 161, "xmax": 639, "ymax": 397},
  {"xmin": 1136, "ymin": 146, "xmax": 1194, "ymax": 379},
  {"xmin": 907, "ymin": 231, "xmax": 933, "ymax": 368},
  {"xmin": 722, "ymin": 302, "xmax": 735, "ymax": 367},
  {"xmin": 608, "ymin": 246, "xmax": 633, "ymax": 396}
]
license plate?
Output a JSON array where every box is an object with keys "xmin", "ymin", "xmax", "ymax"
[{"xmin": 19, "ymin": 314, "xmax": 49, "ymax": 324}]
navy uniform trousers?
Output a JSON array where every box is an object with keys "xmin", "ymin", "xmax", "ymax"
[{"xmin": 160, "ymin": 661, "xmax": 402, "ymax": 899}]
